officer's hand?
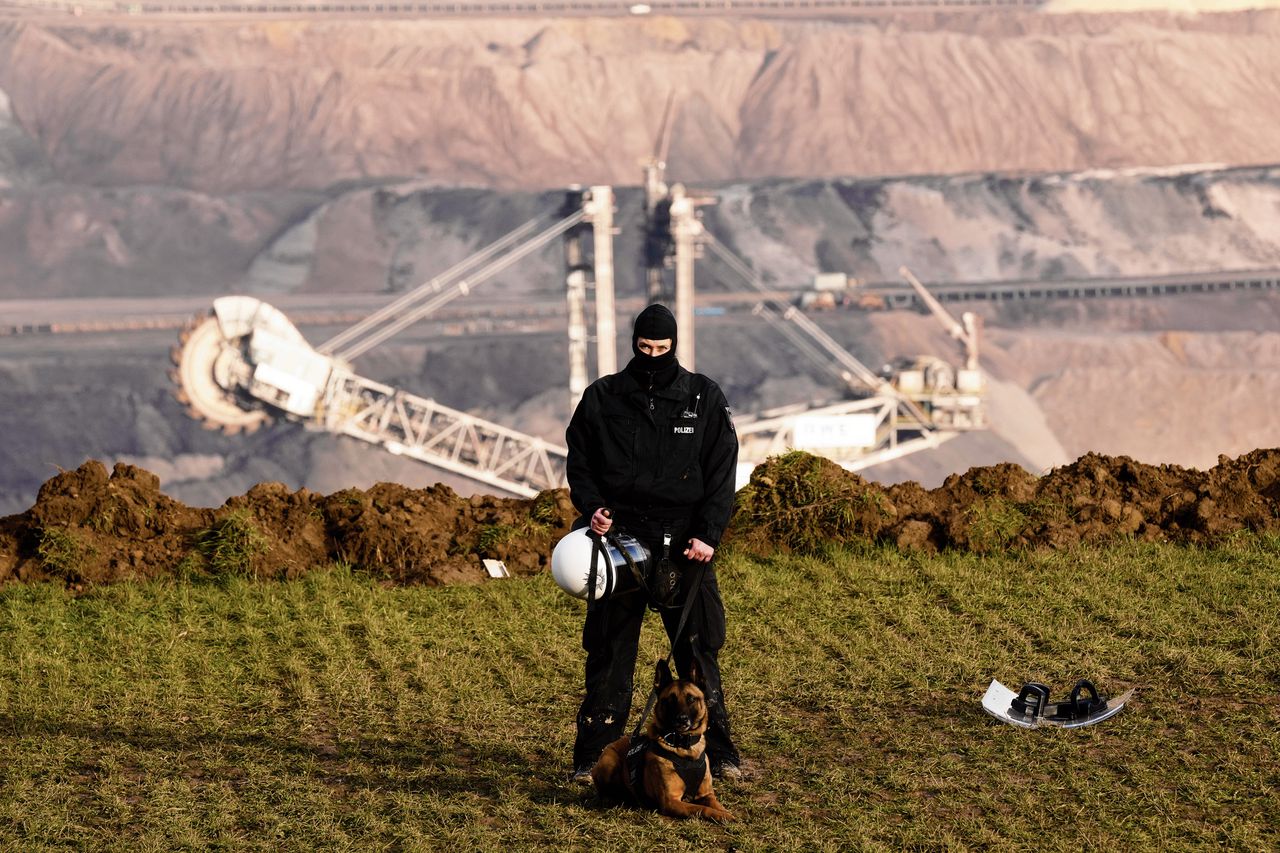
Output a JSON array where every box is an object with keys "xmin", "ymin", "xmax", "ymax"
[
  {"xmin": 684, "ymin": 538, "xmax": 714, "ymax": 563},
  {"xmin": 590, "ymin": 508, "xmax": 613, "ymax": 535}
]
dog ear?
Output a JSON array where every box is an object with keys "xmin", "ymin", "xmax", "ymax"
[
  {"xmin": 654, "ymin": 659, "xmax": 674, "ymax": 689},
  {"xmin": 687, "ymin": 656, "xmax": 703, "ymax": 688}
]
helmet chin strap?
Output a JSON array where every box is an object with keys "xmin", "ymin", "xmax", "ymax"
[{"xmin": 592, "ymin": 528, "xmax": 648, "ymax": 593}]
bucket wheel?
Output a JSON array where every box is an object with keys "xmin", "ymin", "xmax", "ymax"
[{"xmin": 169, "ymin": 311, "xmax": 270, "ymax": 436}]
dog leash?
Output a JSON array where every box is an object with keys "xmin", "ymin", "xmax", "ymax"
[
  {"xmin": 629, "ymin": 557, "xmax": 710, "ymax": 740},
  {"xmin": 587, "ymin": 509, "xmax": 627, "ymax": 601},
  {"xmin": 585, "ymin": 511, "xmax": 711, "ymax": 740}
]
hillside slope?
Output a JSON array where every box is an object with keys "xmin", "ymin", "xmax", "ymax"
[
  {"xmin": 2, "ymin": 11, "xmax": 1280, "ymax": 193},
  {"xmin": 1, "ymin": 10, "xmax": 1279, "ymax": 511}
]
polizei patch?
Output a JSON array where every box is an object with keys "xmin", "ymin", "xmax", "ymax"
[{"xmin": 673, "ymin": 425, "xmax": 696, "ymax": 435}]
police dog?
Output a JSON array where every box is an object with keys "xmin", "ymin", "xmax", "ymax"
[{"xmin": 591, "ymin": 659, "xmax": 733, "ymax": 822}]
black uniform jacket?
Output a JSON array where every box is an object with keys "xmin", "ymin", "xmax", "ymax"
[{"xmin": 565, "ymin": 364, "xmax": 738, "ymax": 548}]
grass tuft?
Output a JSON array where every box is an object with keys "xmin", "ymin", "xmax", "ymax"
[
  {"xmin": 966, "ymin": 497, "xmax": 1029, "ymax": 552},
  {"xmin": 35, "ymin": 525, "xmax": 92, "ymax": 579},
  {"xmin": 529, "ymin": 491, "xmax": 560, "ymax": 527},
  {"xmin": 476, "ymin": 523, "xmax": 519, "ymax": 553},
  {"xmin": 734, "ymin": 451, "xmax": 894, "ymax": 553},
  {"xmin": 193, "ymin": 509, "xmax": 270, "ymax": 577}
]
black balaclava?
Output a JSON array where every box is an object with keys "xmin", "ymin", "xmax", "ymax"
[{"xmin": 625, "ymin": 304, "xmax": 679, "ymax": 389}]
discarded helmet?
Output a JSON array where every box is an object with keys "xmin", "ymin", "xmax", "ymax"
[{"xmin": 551, "ymin": 527, "xmax": 651, "ymax": 600}]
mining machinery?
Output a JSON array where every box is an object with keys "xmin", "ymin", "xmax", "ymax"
[
  {"xmin": 171, "ymin": 172, "xmax": 987, "ymax": 497},
  {"xmin": 169, "ymin": 188, "xmax": 617, "ymax": 498},
  {"xmin": 691, "ymin": 237, "xmax": 986, "ymax": 480},
  {"xmin": 640, "ymin": 94, "xmax": 712, "ymax": 369},
  {"xmin": 636, "ymin": 139, "xmax": 988, "ymax": 479},
  {"xmin": 890, "ymin": 266, "xmax": 986, "ymax": 430},
  {"xmin": 642, "ymin": 93, "xmax": 677, "ymax": 305}
]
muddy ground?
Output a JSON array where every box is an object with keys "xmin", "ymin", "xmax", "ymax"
[{"xmin": 2, "ymin": 449, "xmax": 1280, "ymax": 587}]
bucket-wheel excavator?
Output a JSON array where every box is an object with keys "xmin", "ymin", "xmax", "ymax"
[
  {"xmin": 170, "ymin": 176, "xmax": 988, "ymax": 497},
  {"xmin": 696, "ymin": 234, "xmax": 987, "ymax": 477},
  {"xmin": 634, "ymin": 98, "xmax": 987, "ymax": 475},
  {"xmin": 169, "ymin": 192, "xmax": 614, "ymax": 498}
]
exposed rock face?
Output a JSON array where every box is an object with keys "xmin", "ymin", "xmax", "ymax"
[
  {"xmin": 5, "ymin": 9, "xmax": 1280, "ymax": 300},
  {"xmin": 3, "ymin": 12, "xmax": 1280, "ymax": 193},
  {"xmin": 6, "ymin": 165, "xmax": 1280, "ymax": 299}
]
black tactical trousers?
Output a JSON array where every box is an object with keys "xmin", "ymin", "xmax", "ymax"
[{"xmin": 572, "ymin": 518, "xmax": 740, "ymax": 771}]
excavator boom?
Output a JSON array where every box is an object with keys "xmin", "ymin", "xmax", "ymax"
[{"xmin": 169, "ymin": 205, "xmax": 597, "ymax": 497}]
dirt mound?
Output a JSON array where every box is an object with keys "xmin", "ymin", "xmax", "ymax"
[
  {"xmin": 4, "ymin": 450, "xmax": 1280, "ymax": 587},
  {"xmin": 734, "ymin": 448, "xmax": 1280, "ymax": 554},
  {"xmin": 0, "ymin": 460, "xmax": 577, "ymax": 587},
  {"xmin": 5, "ymin": 461, "xmax": 214, "ymax": 586}
]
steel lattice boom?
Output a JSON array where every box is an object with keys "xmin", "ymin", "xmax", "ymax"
[
  {"xmin": 169, "ymin": 200, "xmax": 606, "ymax": 497},
  {"xmin": 322, "ymin": 370, "xmax": 566, "ymax": 497}
]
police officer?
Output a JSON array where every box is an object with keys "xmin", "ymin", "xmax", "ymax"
[{"xmin": 565, "ymin": 303, "xmax": 742, "ymax": 783}]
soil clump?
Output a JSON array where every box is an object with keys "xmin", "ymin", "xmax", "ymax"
[
  {"xmin": 732, "ymin": 448, "xmax": 1280, "ymax": 554},
  {"xmin": 3, "ymin": 450, "xmax": 1279, "ymax": 587},
  {"xmin": 0, "ymin": 460, "xmax": 577, "ymax": 587}
]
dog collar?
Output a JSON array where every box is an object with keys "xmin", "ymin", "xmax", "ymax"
[{"xmin": 659, "ymin": 731, "xmax": 701, "ymax": 750}]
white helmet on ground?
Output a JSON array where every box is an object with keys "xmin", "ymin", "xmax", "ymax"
[{"xmin": 551, "ymin": 527, "xmax": 651, "ymax": 600}]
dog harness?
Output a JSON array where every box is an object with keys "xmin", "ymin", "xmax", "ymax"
[{"xmin": 624, "ymin": 733, "xmax": 709, "ymax": 808}]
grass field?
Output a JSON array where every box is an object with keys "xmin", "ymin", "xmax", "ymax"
[{"xmin": 1, "ymin": 539, "xmax": 1277, "ymax": 851}]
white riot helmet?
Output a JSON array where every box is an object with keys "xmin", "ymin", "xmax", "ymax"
[{"xmin": 551, "ymin": 527, "xmax": 652, "ymax": 600}]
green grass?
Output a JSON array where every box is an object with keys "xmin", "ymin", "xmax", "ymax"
[
  {"xmin": 194, "ymin": 509, "xmax": 270, "ymax": 577},
  {"xmin": 35, "ymin": 526, "xmax": 93, "ymax": 580},
  {"xmin": 1, "ymin": 540, "xmax": 1277, "ymax": 850}
]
